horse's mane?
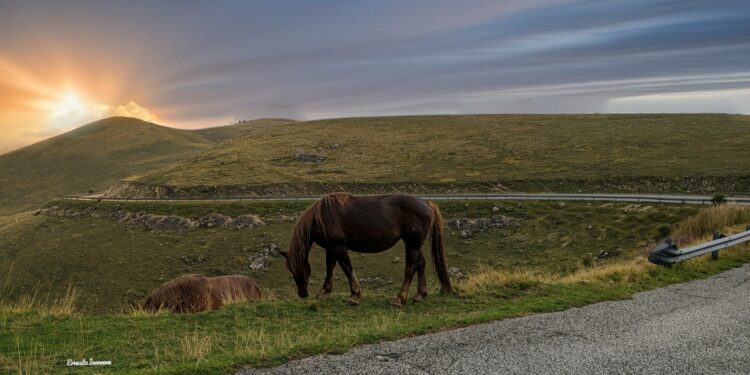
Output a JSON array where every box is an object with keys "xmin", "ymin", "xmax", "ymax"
[
  {"xmin": 143, "ymin": 274, "xmax": 207, "ymax": 311},
  {"xmin": 287, "ymin": 192, "xmax": 350, "ymax": 273}
]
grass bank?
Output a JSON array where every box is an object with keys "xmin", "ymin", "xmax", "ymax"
[
  {"xmin": 2, "ymin": 243, "xmax": 749, "ymax": 374},
  {"xmin": 0, "ymin": 199, "xmax": 696, "ymax": 313},
  {"xmin": 1, "ymin": 204, "xmax": 749, "ymax": 374}
]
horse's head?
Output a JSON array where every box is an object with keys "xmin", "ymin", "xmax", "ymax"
[{"xmin": 279, "ymin": 250, "xmax": 310, "ymax": 298}]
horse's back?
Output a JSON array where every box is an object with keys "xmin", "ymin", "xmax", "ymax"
[
  {"xmin": 143, "ymin": 274, "xmax": 212, "ymax": 313},
  {"xmin": 323, "ymin": 193, "xmax": 434, "ymax": 251},
  {"xmin": 209, "ymin": 275, "xmax": 262, "ymax": 301}
]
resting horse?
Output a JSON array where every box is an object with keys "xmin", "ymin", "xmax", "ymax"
[
  {"xmin": 280, "ymin": 192, "xmax": 452, "ymax": 307},
  {"xmin": 143, "ymin": 274, "xmax": 262, "ymax": 313}
]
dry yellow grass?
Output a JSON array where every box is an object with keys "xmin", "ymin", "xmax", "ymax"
[
  {"xmin": 180, "ymin": 331, "xmax": 215, "ymax": 361},
  {"xmin": 0, "ymin": 285, "xmax": 80, "ymax": 317},
  {"xmin": 672, "ymin": 204, "xmax": 750, "ymax": 243},
  {"xmin": 0, "ymin": 266, "xmax": 80, "ymax": 317},
  {"xmin": 461, "ymin": 204, "xmax": 750, "ymax": 294},
  {"xmin": 459, "ymin": 259, "xmax": 654, "ymax": 294}
]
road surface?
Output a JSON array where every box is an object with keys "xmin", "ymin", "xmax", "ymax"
[
  {"xmin": 237, "ymin": 263, "xmax": 750, "ymax": 375},
  {"xmin": 63, "ymin": 192, "xmax": 750, "ymax": 205}
]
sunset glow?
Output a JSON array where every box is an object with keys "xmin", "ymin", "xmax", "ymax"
[
  {"xmin": 51, "ymin": 90, "xmax": 85, "ymax": 118},
  {"xmin": 1, "ymin": 0, "xmax": 749, "ymax": 153}
]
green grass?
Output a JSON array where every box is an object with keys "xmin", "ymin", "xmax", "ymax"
[
  {"xmin": 0, "ymin": 117, "xmax": 294, "ymax": 216},
  {"xmin": 111, "ymin": 114, "xmax": 750, "ymax": 198},
  {"xmin": 2, "ymin": 245, "xmax": 749, "ymax": 374},
  {"xmin": 2, "ymin": 201, "xmax": 749, "ymax": 374},
  {"xmin": 192, "ymin": 118, "xmax": 294, "ymax": 143},
  {"xmin": 0, "ymin": 199, "xmax": 697, "ymax": 314}
]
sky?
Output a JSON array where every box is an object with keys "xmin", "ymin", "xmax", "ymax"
[{"xmin": 1, "ymin": 0, "xmax": 749, "ymax": 153}]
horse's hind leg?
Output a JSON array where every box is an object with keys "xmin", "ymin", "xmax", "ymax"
[
  {"xmin": 335, "ymin": 250, "xmax": 362, "ymax": 306},
  {"xmin": 412, "ymin": 250, "xmax": 428, "ymax": 303},
  {"xmin": 316, "ymin": 250, "xmax": 336, "ymax": 298},
  {"xmin": 392, "ymin": 245, "xmax": 420, "ymax": 307}
]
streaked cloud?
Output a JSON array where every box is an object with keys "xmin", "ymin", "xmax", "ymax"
[{"xmin": 0, "ymin": 0, "xmax": 749, "ymax": 152}]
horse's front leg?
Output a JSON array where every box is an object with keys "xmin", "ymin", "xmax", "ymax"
[
  {"xmin": 336, "ymin": 250, "xmax": 362, "ymax": 306},
  {"xmin": 316, "ymin": 250, "xmax": 336, "ymax": 298}
]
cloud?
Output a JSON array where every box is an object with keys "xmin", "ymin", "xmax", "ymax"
[
  {"xmin": 100, "ymin": 101, "xmax": 158, "ymax": 123},
  {"xmin": 604, "ymin": 88, "xmax": 750, "ymax": 113}
]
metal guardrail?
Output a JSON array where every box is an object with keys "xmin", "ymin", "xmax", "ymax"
[
  {"xmin": 649, "ymin": 225, "xmax": 750, "ymax": 266},
  {"xmin": 60, "ymin": 192, "xmax": 750, "ymax": 205}
]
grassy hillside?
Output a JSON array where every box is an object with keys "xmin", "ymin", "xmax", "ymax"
[
  {"xmin": 192, "ymin": 118, "xmax": 295, "ymax": 143},
  {"xmin": 109, "ymin": 114, "xmax": 750, "ymax": 198},
  {"xmin": 2, "ymin": 204, "xmax": 750, "ymax": 374},
  {"xmin": 0, "ymin": 198, "xmax": 697, "ymax": 314},
  {"xmin": 0, "ymin": 117, "xmax": 294, "ymax": 215}
]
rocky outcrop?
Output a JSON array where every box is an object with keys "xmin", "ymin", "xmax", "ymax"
[
  {"xmin": 35, "ymin": 206, "xmax": 264, "ymax": 231},
  {"xmin": 448, "ymin": 215, "xmax": 515, "ymax": 232}
]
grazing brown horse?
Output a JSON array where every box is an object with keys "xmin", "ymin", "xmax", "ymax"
[
  {"xmin": 280, "ymin": 193, "xmax": 452, "ymax": 307},
  {"xmin": 143, "ymin": 274, "xmax": 261, "ymax": 313}
]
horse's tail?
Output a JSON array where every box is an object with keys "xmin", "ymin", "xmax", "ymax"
[{"xmin": 427, "ymin": 201, "xmax": 453, "ymax": 293}]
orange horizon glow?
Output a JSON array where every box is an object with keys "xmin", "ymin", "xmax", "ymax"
[{"xmin": 0, "ymin": 55, "xmax": 167, "ymax": 154}]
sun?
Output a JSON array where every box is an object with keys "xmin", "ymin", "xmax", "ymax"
[{"xmin": 52, "ymin": 90, "xmax": 85, "ymax": 118}]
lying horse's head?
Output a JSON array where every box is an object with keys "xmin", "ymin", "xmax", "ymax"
[{"xmin": 280, "ymin": 249, "xmax": 310, "ymax": 298}]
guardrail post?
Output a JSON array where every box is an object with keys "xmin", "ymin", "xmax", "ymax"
[{"xmin": 711, "ymin": 231, "xmax": 723, "ymax": 260}]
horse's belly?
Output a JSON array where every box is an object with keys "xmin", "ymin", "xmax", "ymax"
[{"xmin": 345, "ymin": 232, "xmax": 401, "ymax": 253}]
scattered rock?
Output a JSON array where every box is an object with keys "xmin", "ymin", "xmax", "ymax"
[
  {"xmin": 448, "ymin": 267, "xmax": 465, "ymax": 280},
  {"xmin": 196, "ymin": 213, "xmax": 231, "ymax": 228},
  {"xmin": 596, "ymin": 248, "xmax": 622, "ymax": 260},
  {"xmin": 325, "ymin": 143, "xmax": 343, "ymax": 150},
  {"xmin": 359, "ymin": 277, "xmax": 392, "ymax": 285},
  {"xmin": 459, "ymin": 230, "xmax": 471, "ymax": 239},
  {"xmin": 230, "ymin": 214, "xmax": 264, "ymax": 229},
  {"xmin": 267, "ymin": 243, "xmax": 282, "ymax": 257},
  {"xmin": 246, "ymin": 244, "xmax": 282, "ymax": 272},
  {"xmin": 448, "ymin": 215, "xmax": 515, "ymax": 231},
  {"xmin": 492, "ymin": 206, "xmax": 501, "ymax": 212},
  {"xmin": 36, "ymin": 206, "xmax": 264, "ymax": 231},
  {"xmin": 294, "ymin": 149, "xmax": 326, "ymax": 163}
]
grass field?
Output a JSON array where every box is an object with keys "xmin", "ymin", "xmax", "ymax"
[
  {"xmin": 109, "ymin": 114, "xmax": 750, "ymax": 198},
  {"xmin": 0, "ymin": 199, "xmax": 698, "ymax": 314},
  {"xmin": 2, "ymin": 226, "xmax": 749, "ymax": 374},
  {"xmin": 2, "ymin": 201, "xmax": 749, "ymax": 374},
  {"xmin": 0, "ymin": 117, "xmax": 294, "ymax": 216}
]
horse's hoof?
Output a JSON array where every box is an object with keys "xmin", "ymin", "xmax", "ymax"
[
  {"xmin": 390, "ymin": 297, "xmax": 404, "ymax": 308},
  {"xmin": 344, "ymin": 297, "xmax": 360, "ymax": 306},
  {"xmin": 316, "ymin": 290, "xmax": 332, "ymax": 299},
  {"xmin": 412, "ymin": 294, "xmax": 425, "ymax": 303}
]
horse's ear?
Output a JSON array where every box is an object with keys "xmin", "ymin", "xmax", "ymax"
[{"xmin": 278, "ymin": 250, "xmax": 288, "ymax": 259}]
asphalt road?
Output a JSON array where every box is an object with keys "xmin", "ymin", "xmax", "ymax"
[
  {"xmin": 237, "ymin": 264, "xmax": 750, "ymax": 375},
  {"xmin": 64, "ymin": 192, "xmax": 750, "ymax": 205}
]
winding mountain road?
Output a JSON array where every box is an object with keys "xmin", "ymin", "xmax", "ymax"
[
  {"xmin": 237, "ymin": 263, "xmax": 750, "ymax": 375},
  {"xmin": 63, "ymin": 192, "xmax": 750, "ymax": 205}
]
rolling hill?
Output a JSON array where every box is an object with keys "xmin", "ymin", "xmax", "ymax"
[
  {"xmin": 0, "ymin": 117, "xmax": 294, "ymax": 215},
  {"xmin": 107, "ymin": 114, "xmax": 750, "ymax": 199},
  {"xmin": 192, "ymin": 118, "xmax": 295, "ymax": 143}
]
